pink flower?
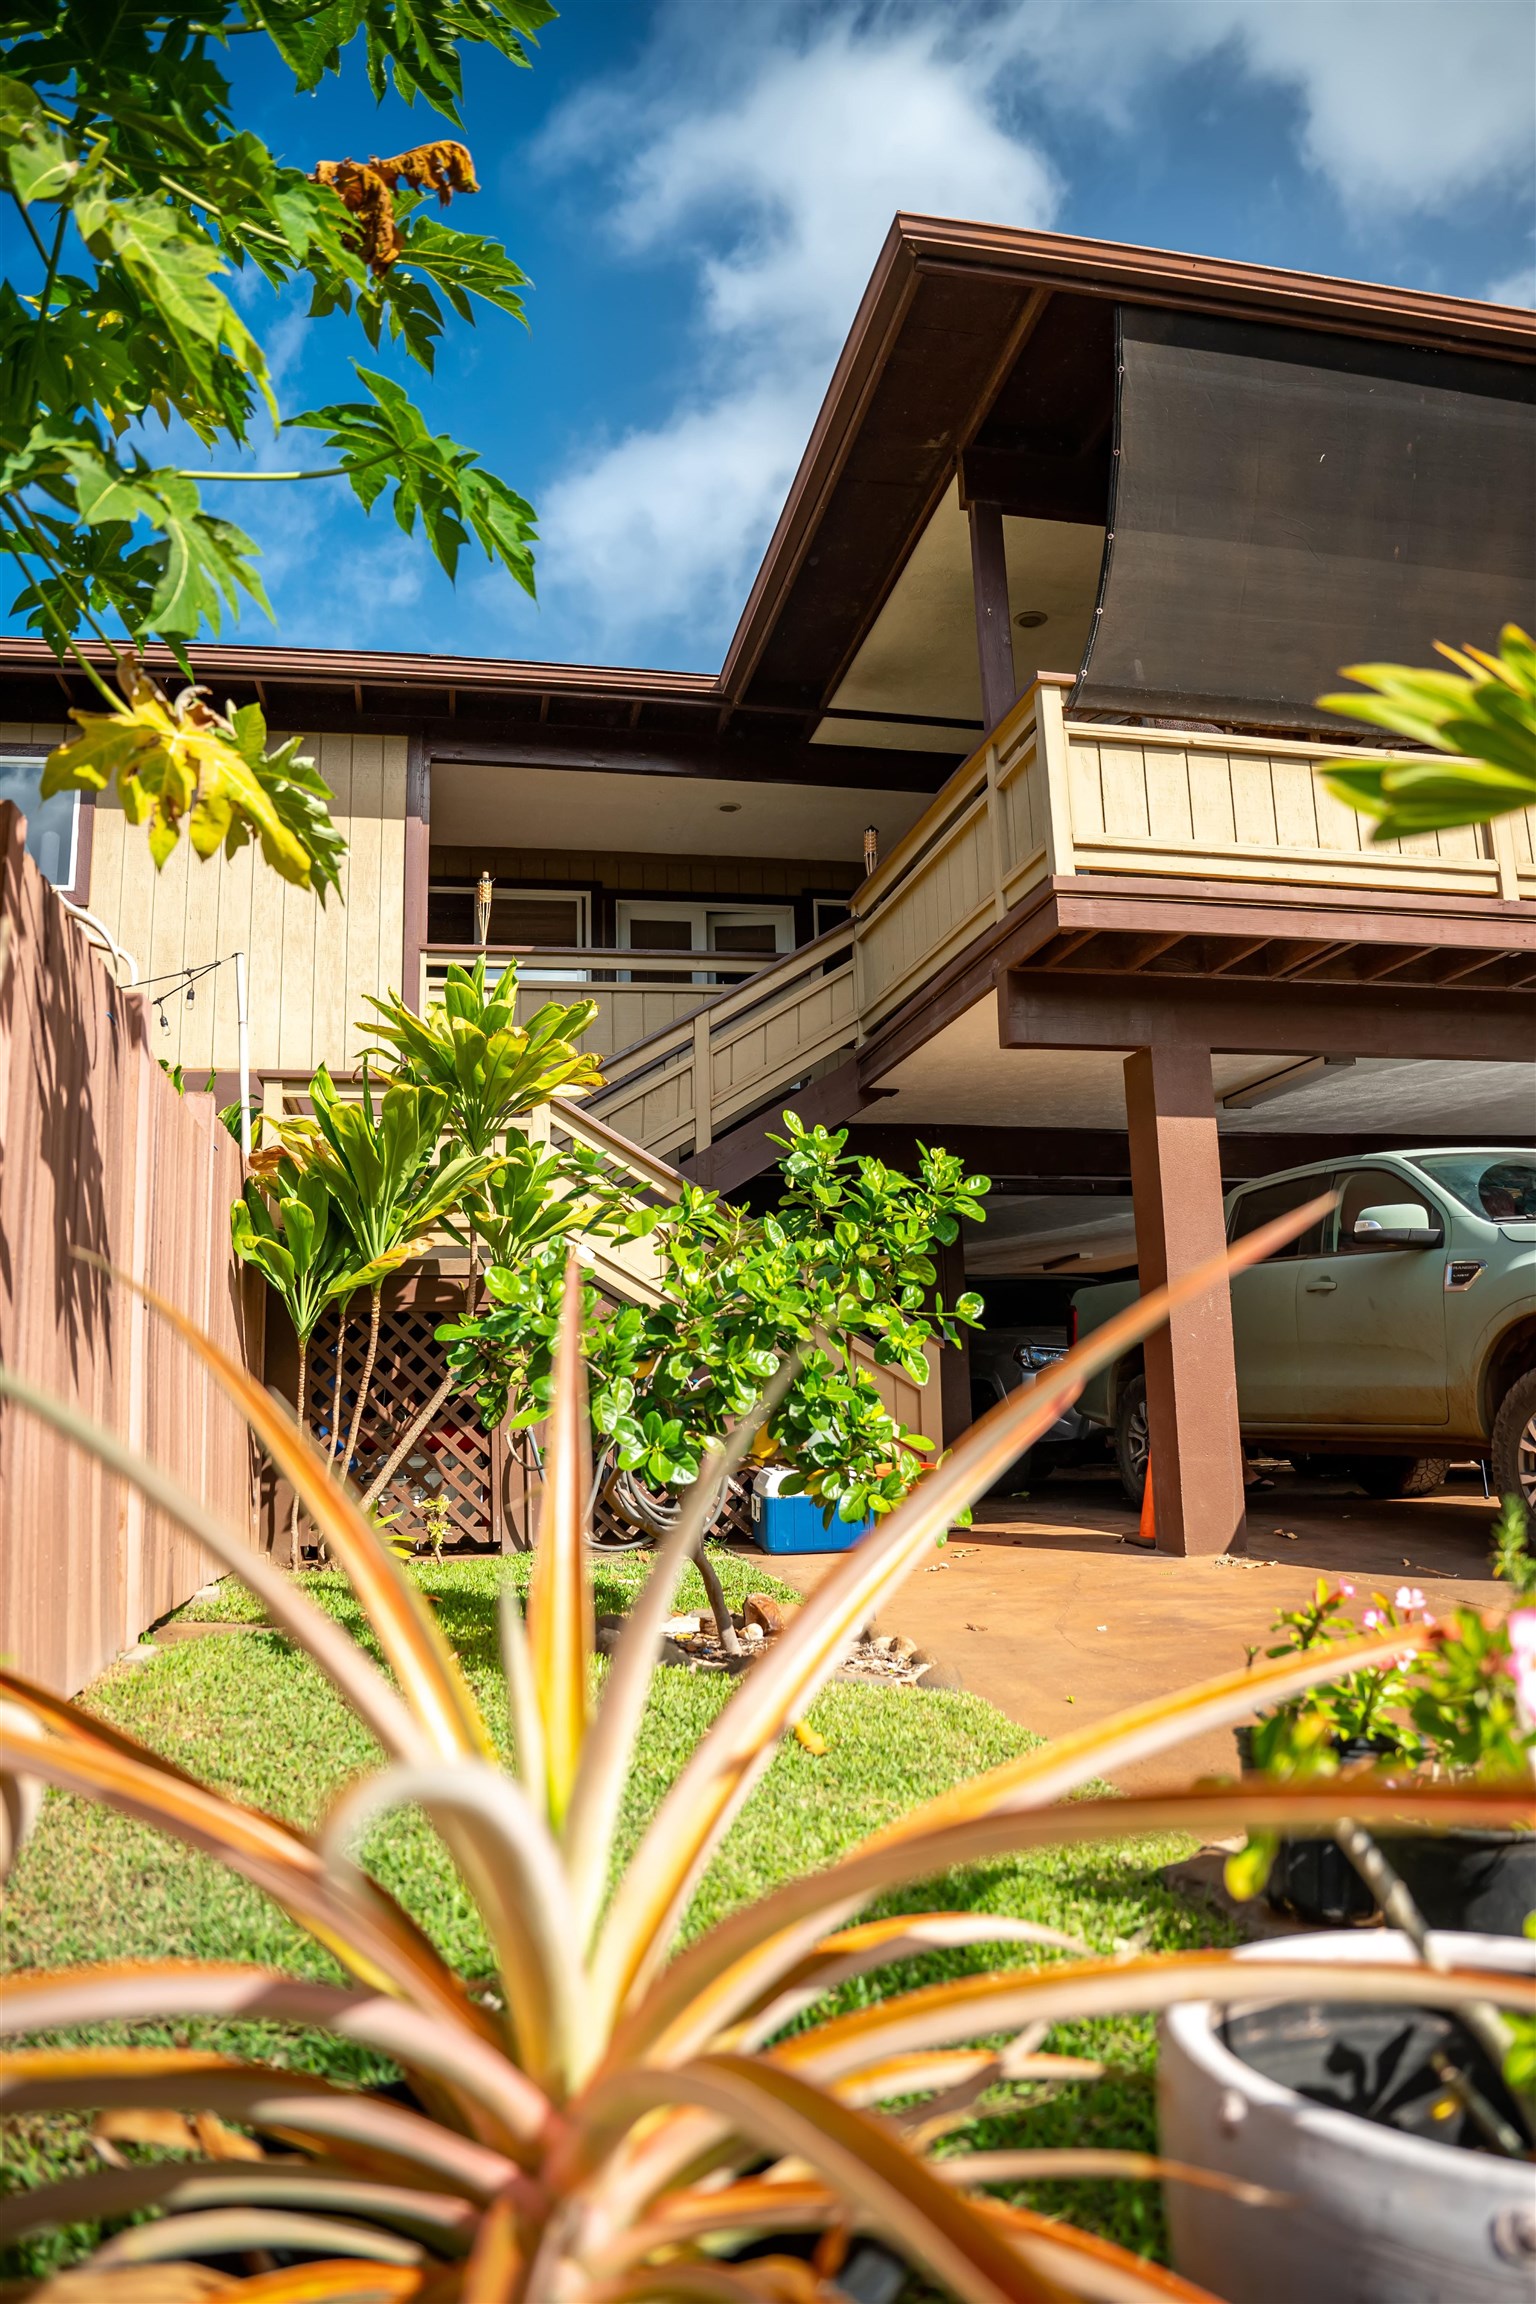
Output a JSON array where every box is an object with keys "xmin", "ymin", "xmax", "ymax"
[
  {"xmin": 1339, "ymin": 1582, "xmax": 1355, "ymax": 1597},
  {"xmin": 1506, "ymin": 1609, "xmax": 1536, "ymax": 1742},
  {"xmin": 1363, "ymin": 1608, "xmax": 1384, "ymax": 1630},
  {"xmin": 1395, "ymin": 1586, "xmax": 1425, "ymax": 1610}
]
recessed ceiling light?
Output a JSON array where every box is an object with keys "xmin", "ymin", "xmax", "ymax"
[
  {"xmin": 1014, "ymin": 608, "xmax": 1048, "ymax": 629},
  {"xmin": 718, "ymin": 802, "xmax": 741, "ymax": 813}
]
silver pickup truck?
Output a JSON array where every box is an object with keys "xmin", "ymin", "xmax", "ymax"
[{"xmin": 1071, "ymin": 1146, "xmax": 1536, "ymax": 1517}]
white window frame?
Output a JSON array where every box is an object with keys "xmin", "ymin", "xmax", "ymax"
[
  {"xmin": 0, "ymin": 753, "xmax": 80, "ymax": 891},
  {"xmin": 614, "ymin": 900, "xmax": 794, "ymax": 965}
]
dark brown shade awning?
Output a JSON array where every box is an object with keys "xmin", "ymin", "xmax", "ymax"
[{"xmin": 1075, "ymin": 307, "xmax": 1536, "ymax": 730}]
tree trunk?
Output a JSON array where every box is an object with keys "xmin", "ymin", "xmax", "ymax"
[
  {"xmin": 692, "ymin": 1537, "xmax": 742, "ymax": 1655},
  {"xmin": 291, "ymin": 1334, "xmax": 309, "ymax": 1561},
  {"xmin": 339, "ymin": 1284, "xmax": 383, "ymax": 1489},
  {"xmin": 358, "ymin": 1365, "xmax": 454, "ymax": 1511},
  {"xmin": 359, "ymin": 1259, "xmax": 479, "ymax": 1515},
  {"xmin": 326, "ymin": 1294, "xmax": 352, "ymax": 1471}
]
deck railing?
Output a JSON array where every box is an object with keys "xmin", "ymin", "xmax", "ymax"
[
  {"xmin": 586, "ymin": 678, "xmax": 1535, "ymax": 1167},
  {"xmin": 418, "ymin": 944, "xmax": 768, "ymax": 1057},
  {"xmin": 585, "ymin": 922, "xmax": 857, "ymax": 1165},
  {"xmin": 849, "ymin": 673, "xmax": 1534, "ymax": 1035}
]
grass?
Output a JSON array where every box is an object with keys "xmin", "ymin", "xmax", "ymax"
[{"xmin": 2, "ymin": 1555, "xmax": 1232, "ymax": 2277}]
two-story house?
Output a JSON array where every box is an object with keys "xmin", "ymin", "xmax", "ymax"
[{"xmin": 3, "ymin": 219, "xmax": 1532, "ymax": 1555}]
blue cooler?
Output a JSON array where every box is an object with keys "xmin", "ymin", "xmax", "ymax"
[{"xmin": 750, "ymin": 1469, "xmax": 873, "ymax": 1554}]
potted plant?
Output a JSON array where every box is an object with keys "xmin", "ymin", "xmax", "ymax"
[{"xmin": 1236, "ymin": 1507, "xmax": 1536, "ymax": 1933}]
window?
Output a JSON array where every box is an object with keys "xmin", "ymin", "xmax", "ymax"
[
  {"xmin": 1334, "ymin": 1167, "xmax": 1427, "ymax": 1253},
  {"xmin": 1227, "ymin": 1173, "xmax": 1330, "ymax": 1259},
  {"xmin": 813, "ymin": 897, "xmax": 852, "ymax": 938},
  {"xmin": 0, "ymin": 756, "xmax": 79, "ymax": 889},
  {"xmin": 426, "ymin": 883, "xmax": 589, "ymax": 947},
  {"xmin": 614, "ymin": 902, "xmax": 793, "ymax": 980},
  {"xmin": 1410, "ymin": 1152, "xmax": 1536, "ymax": 1223}
]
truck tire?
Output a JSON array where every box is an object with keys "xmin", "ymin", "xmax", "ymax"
[
  {"xmin": 1490, "ymin": 1368, "xmax": 1536, "ymax": 1531},
  {"xmin": 1115, "ymin": 1374, "xmax": 1149, "ymax": 1507},
  {"xmin": 1349, "ymin": 1456, "xmax": 1450, "ymax": 1500}
]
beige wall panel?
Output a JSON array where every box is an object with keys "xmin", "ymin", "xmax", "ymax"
[
  {"xmin": 1269, "ymin": 755, "xmax": 1321, "ymax": 851},
  {"xmin": 1310, "ymin": 769, "xmax": 1370, "ymax": 854},
  {"xmin": 1228, "ymin": 754, "xmax": 1278, "ymax": 847},
  {"xmin": 1098, "ymin": 745, "xmax": 1152, "ymax": 841},
  {"xmin": 85, "ymin": 731, "xmax": 409, "ymax": 1076},
  {"xmin": 1144, "ymin": 746, "xmax": 1195, "ymax": 846},
  {"xmin": 1184, "ymin": 748, "xmax": 1238, "ymax": 849},
  {"xmin": 1066, "ymin": 741, "xmax": 1106, "ymax": 839}
]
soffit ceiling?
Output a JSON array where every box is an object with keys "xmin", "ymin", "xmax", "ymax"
[
  {"xmin": 429, "ymin": 762, "xmax": 931, "ymax": 865},
  {"xmin": 862, "ymin": 994, "xmax": 1536, "ymax": 1136},
  {"xmin": 811, "ymin": 485, "xmax": 1103, "ymax": 751}
]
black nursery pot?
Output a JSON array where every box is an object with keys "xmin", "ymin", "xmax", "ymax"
[
  {"xmin": 1372, "ymin": 1828, "xmax": 1536, "ymax": 1937},
  {"xmin": 1233, "ymin": 1730, "xmax": 1399, "ymax": 1927}
]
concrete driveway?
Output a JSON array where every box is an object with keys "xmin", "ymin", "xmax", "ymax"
[{"xmin": 741, "ymin": 1467, "xmax": 1506, "ymax": 1790}]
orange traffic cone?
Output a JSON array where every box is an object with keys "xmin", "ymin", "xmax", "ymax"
[{"xmin": 1126, "ymin": 1454, "xmax": 1157, "ymax": 1550}]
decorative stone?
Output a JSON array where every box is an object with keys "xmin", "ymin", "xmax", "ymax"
[{"xmin": 744, "ymin": 1593, "xmax": 797, "ymax": 1636}]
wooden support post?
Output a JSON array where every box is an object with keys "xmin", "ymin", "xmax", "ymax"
[
  {"xmin": 1123, "ymin": 1043, "xmax": 1245, "ymax": 1557},
  {"xmin": 402, "ymin": 735, "xmax": 430, "ymax": 1010},
  {"xmin": 968, "ymin": 500, "xmax": 1017, "ymax": 733}
]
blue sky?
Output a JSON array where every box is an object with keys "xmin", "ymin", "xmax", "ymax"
[{"xmin": 202, "ymin": 1, "xmax": 1536, "ymax": 671}]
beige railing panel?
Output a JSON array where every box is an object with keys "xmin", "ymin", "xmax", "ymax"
[
  {"xmin": 420, "ymin": 947, "xmax": 763, "ymax": 1059},
  {"xmin": 588, "ymin": 925, "xmax": 857, "ymax": 1161},
  {"xmin": 707, "ymin": 965, "xmax": 858, "ymax": 1132},
  {"xmin": 1065, "ymin": 726, "xmax": 1500, "ymax": 895}
]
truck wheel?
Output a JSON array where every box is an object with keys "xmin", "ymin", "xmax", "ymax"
[
  {"xmin": 1114, "ymin": 1375, "xmax": 1149, "ymax": 1507},
  {"xmin": 1490, "ymin": 1369, "xmax": 1536, "ymax": 1531},
  {"xmin": 1349, "ymin": 1456, "xmax": 1450, "ymax": 1500}
]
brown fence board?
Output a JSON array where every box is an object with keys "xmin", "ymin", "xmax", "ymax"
[{"xmin": 0, "ymin": 802, "xmax": 254, "ymax": 1692}]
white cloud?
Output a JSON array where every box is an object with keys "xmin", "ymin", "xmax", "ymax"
[
  {"xmin": 1486, "ymin": 263, "xmax": 1536, "ymax": 308},
  {"xmin": 1010, "ymin": 1, "xmax": 1533, "ymax": 217},
  {"xmin": 533, "ymin": 16, "xmax": 1060, "ymax": 659},
  {"xmin": 533, "ymin": 0, "xmax": 1534, "ymax": 665}
]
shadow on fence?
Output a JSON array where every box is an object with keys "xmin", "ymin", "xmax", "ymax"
[{"xmin": 0, "ymin": 801, "xmax": 256, "ymax": 1692}]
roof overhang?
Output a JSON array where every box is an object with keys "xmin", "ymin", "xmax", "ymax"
[{"xmin": 720, "ymin": 216, "xmax": 1536, "ymax": 720}]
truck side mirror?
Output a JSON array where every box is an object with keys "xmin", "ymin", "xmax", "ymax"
[{"xmin": 1352, "ymin": 1202, "xmax": 1444, "ymax": 1249}]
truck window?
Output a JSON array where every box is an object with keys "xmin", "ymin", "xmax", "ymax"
[
  {"xmin": 1227, "ymin": 1175, "xmax": 1329, "ymax": 1258},
  {"xmin": 1334, "ymin": 1167, "xmax": 1422, "ymax": 1253},
  {"xmin": 1410, "ymin": 1153, "xmax": 1536, "ymax": 1222}
]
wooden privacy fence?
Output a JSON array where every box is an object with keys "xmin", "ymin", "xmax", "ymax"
[{"xmin": 0, "ymin": 802, "xmax": 254, "ymax": 1693}]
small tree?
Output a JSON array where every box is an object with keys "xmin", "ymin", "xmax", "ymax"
[
  {"xmin": 446, "ymin": 1114, "xmax": 990, "ymax": 1569},
  {"xmin": 3, "ymin": 0, "xmax": 552, "ymax": 891}
]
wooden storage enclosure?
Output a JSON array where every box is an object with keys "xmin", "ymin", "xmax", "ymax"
[{"xmin": 0, "ymin": 803, "xmax": 256, "ymax": 1692}]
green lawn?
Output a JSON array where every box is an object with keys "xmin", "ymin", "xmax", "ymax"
[{"xmin": 1, "ymin": 1552, "xmax": 1231, "ymax": 2277}]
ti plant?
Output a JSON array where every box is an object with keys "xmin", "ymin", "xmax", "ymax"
[
  {"xmin": 363, "ymin": 957, "xmax": 603, "ymax": 1158},
  {"xmin": 293, "ymin": 1067, "xmax": 497, "ymax": 1490},
  {"xmin": 1317, "ymin": 622, "xmax": 1536, "ymax": 842},
  {"xmin": 1, "ymin": 1201, "xmax": 1532, "ymax": 2304}
]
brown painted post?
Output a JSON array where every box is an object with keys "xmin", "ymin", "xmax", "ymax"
[
  {"xmin": 402, "ymin": 735, "xmax": 430, "ymax": 1010},
  {"xmin": 967, "ymin": 500, "xmax": 1016, "ymax": 732},
  {"xmin": 1122, "ymin": 1042, "xmax": 1245, "ymax": 1557}
]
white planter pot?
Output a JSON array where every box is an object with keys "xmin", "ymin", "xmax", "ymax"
[{"xmin": 1158, "ymin": 1931, "xmax": 1536, "ymax": 2304}]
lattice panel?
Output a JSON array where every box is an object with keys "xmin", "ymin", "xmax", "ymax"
[
  {"xmin": 589, "ymin": 1470, "xmax": 754, "ymax": 1549},
  {"xmin": 307, "ymin": 1301, "xmax": 492, "ymax": 1549}
]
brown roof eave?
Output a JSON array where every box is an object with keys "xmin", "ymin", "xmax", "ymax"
[
  {"xmin": 717, "ymin": 215, "xmax": 1536, "ymax": 705},
  {"xmin": 0, "ymin": 634, "xmax": 725, "ymax": 707}
]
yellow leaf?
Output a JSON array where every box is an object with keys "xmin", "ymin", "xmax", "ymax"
[{"xmin": 792, "ymin": 1722, "xmax": 827, "ymax": 1756}]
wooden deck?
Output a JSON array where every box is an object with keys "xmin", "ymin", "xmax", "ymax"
[{"xmin": 591, "ymin": 677, "xmax": 1535, "ymax": 1163}]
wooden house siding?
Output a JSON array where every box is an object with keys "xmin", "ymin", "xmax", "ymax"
[{"xmin": 80, "ymin": 731, "xmax": 409, "ymax": 1075}]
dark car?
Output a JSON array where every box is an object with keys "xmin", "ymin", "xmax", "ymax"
[{"xmin": 968, "ymin": 1327, "xmax": 1110, "ymax": 1491}]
